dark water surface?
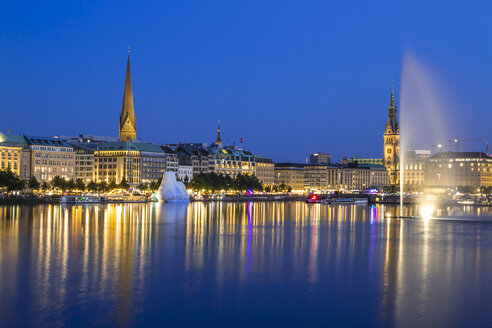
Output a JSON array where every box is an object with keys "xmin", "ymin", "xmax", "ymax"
[{"xmin": 1, "ymin": 202, "xmax": 492, "ymax": 327}]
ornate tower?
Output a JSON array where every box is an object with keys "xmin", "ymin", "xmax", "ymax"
[
  {"xmin": 119, "ymin": 53, "xmax": 137, "ymax": 142},
  {"xmin": 215, "ymin": 120, "xmax": 222, "ymax": 147},
  {"xmin": 383, "ymin": 84, "xmax": 400, "ymax": 185}
]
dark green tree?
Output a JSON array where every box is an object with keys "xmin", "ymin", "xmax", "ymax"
[
  {"xmin": 97, "ymin": 181, "xmax": 108, "ymax": 192},
  {"xmin": 108, "ymin": 179, "xmax": 118, "ymax": 191},
  {"xmin": 87, "ymin": 181, "xmax": 98, "ymax": 192},
  {"xmin": 75, "ymin": 178, "xmax": 86, "ymax": 191},
  {"xmin": 51, "ymin": 176, "xmax": 64, "ymax": 190},
  {"xmin": 65, "ymin": 179, "xmax": 75, "ymax": 191},
  {"xmin": 41, "ymin": 182, "xmax": 49, "ymax": 190},
  {"xmin": 28, "ymin": 176, "xmax": 41, "ymax": 190},
  {"xmin": 119, "ymin": 177, "xmax": 130, "ymax": 190}
]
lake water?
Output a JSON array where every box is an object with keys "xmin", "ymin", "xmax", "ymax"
[{"xmin": 1, "ymin": 202, "xmax": 492, "ymax": 327}]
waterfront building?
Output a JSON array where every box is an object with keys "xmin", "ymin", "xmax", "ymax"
[
  {"xmin": 304, "ymin": 162, "xmax": 389, "ymax": 191},
  {"xmin": 139, "ymin": 143, "xmax": 168, "ymax": 184},
  {"xmin": 72, "ymin": 144, "xmax": 95, "ymax": 182},
  {"xmin": 177, "ymin": 164, "xmax": 193, "ymax": 182},
  {"xmin": 94, "ymin": 142, "xmax": 171, "ymax": 185},
  {"xmin": 326, "ymin": 166, "xmax": 342, "ymax": 189},
  {"xmin": 309, "ymin": 152, "xmax": 332, "ymax": 165},
  {"xmin": 274, "ymin": 163, "xmax": 305, "ymax": 191},
  {"xmin": 208, "ymin": 146, "xmax": 256, "ymax": 176},
  {"xmin": 383, "ymin": 86, "xmax": 400, "ymax": 185},
  {"xmin": 403, "ymin": 150, "xmax": 430, "ymax": 191},
  {"xmin": 26, "ymin": 136, "xmax": 75, "ymax": 182},
  {"xmin": 424, "ymin": 151, "xmax": 492, "ymax": 192},
  {"xmin": 119, "ymin": 54, "xmax": 137, "ymax": 142},
  {"xmin": 94, "ymin": 142, "xmax": 141, "ymax": 185},
  {"xmin": 169, "ymin": 122, "xmax": 272, "ymax": 183},
  {"xmin": 367, "ymin": 164, "xmax": 390, "ymax": 189},
  {"xmin": 161, "ymin": 146, "xmax": 179, "ymax": 173},
  {"xmin": 304, "ymin": 164, "xmax": 329, "ymax": 191},
  {"xmin": 0, "ymin": 132, "xmax": 31, "ymax": 179},
  {"xmin": 339, "ymin": 166, "xmax": 371, "ymax": 190},
  {"xmin": 172, "ymin": 144, "xmax": 210, "ymax": 176},
  {"xmin": 172, "ymin": 142, "xmax": 258, "ymax": 178},
  {"xmin": 255, "ymin": 155, "xmax": 275, "ymax": 186}
]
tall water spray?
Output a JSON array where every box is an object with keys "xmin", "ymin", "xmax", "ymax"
[{"xmin": 399, "ymin": 52, "xmax": 449, "ymax": 215}]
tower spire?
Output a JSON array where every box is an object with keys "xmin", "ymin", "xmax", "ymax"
[
  {"xmin": 215, "ymin": 120, "xmax": 222, "ymax": 146},
  {"xmin": 383, "ymin": 80, "xmax": 400, "ymax": 186},
  {"xmin": 119, "ymin": 52, "xmax": 136, "ymax": 142},
  {"xmin": 389, "ymin": 79, "xmax": 395, "ymax": 109}
]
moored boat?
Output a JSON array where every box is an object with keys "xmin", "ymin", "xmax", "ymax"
[{"xmin": 60, "ymin": 195, "xmax": 103, "ymax": 204}]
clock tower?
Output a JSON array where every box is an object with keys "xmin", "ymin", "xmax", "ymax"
[{"xmin": 383, "ymin": 84, "xmax": 400, "ymax": 185}]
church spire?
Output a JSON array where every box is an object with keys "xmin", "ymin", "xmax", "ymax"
[
  {"xmin": 119, "ymin": 51, "xmax": 137, "ymax": 142},
  {"xmin": 389, "ymin": 79, "xmax": 395, "ymax": 109},
  {"xmin": 215, "ymin": 120, "xmax": 222, "ymax": 146},
  {"xmin": 386, "ymin": 80, "xmax": 398, "ymax": 133}
]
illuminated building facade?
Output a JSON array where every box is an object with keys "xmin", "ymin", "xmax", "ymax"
[
  {"xmin": 208, "ymin": 146, "xmax": 256, "ymax": 176},
  {"xmin": 383, "ymin": 87, "xmax": 400, "ymax": 185},
  {"xmin": 73, "ymin": 145, "xmax": 95, "ymax": 182},
  {"xmin": 277, "ymin": 161, "xmax": 388, "ymax": 192},
  {"xmin": 26, "ymin": 136, "xmax": 75, "ymax": 182},
  {"xmin": 172, "ymin": 144, "xmax": 210, "ymax": 176},
  {"xmin": 326, "ymin": 165, "xmax": 388, "ymax": 191},
  {"xmin": 94, "ymin": 142, "xmax": 177, "ymax": 185},
  {"xmin": 368, "ymin": 165, "xmax": 390, "ymax": 188},
  {"xmin": 0, "ymin": 132, "xmax": 31, "ymax": 179},
  {"xmin": 255, "ymin": 156, "xmax": 275, "ymax": 186},
  {"xmin": 274, "ymin": 163, "xmax": 305, "ymax": 191},
  {"xmin": 177, "ymin": 164, "xmax": 193, "ymax": 182},
  {"xmin": 160, "ymin": 146, "xmax": 179, "ymax": 173},
  {"xmin": 139, "ymin": 143, "xmax": 169, "ymax": 184},
  {"xmin": 402, "ymin": 150, "xmax": 430, "ymax": 191},
  {"xmin": 94, "ymin": 142, "xmax": 141, "ymax": 185},
  {"xmin": 304, "ymin": 165, "xmax": 329, "ymax": 190},
  {"xmin": 425, "ymin": 151, "xmax": 492, "ymax": 191},
  {"xmin": 172, "ymin": 143, "xmax": 259, "ymax": 178}
]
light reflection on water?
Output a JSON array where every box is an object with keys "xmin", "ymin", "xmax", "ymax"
[{"xmin": 1, "ymin": 202, "xmax": 492, "ymax": 327}]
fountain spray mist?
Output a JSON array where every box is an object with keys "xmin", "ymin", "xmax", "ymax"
[{"xmin": 399, "ymin": 52, "xmax": 449, "ymax": 215}]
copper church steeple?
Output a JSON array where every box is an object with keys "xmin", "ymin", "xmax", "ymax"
[{"xmin": 119, "ymin": 51, "xmax": 137, "ymax": 142}]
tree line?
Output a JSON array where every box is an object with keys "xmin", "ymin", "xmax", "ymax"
[
  {"xmin": 1, "ymin": 169, "xmax": 292, "ymax": 194},
  {"xmin": 187, "ymin": 172, "xmax": 263, "ymax": 192},
  {"xmin": 0, "ymin": 169, "xmax": 135, "ymax": 193}
]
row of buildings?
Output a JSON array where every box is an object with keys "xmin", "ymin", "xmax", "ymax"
[
  {"xmin": 380, "ymin": 84, "xmax": 492, "ymax": 192},
  {"xmin": 0, "ymin": 128, "xmax": 392, "ymax": 191},
  {"xmin": 0, "ymin": 50, "xmax": 388, "ymax": 192},
  {"xmin": 0, "ymin": 131, "xmax": 277, "ymax": 186},
  {"xmin": 3, "ymin": 53, "xmax": 490, "ymax": 193},
  {"xmin": 0, "ymin": 55, "xmax": 279, "ymax": 187},
  {"xmin": 274, "ymin": 160, "xmax": 389, "ymax": 192}
]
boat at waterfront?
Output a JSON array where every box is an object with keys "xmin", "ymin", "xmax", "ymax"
[
  {"xmin": 306, "ymin": 194, "xmax": 368, "ymax": 205},
  {"xmin": 60, "ymin": 195, "xmax": 103, "ymax": 204},
  {"xmin": 306, "ymin": 194, "xmax": 329, "ymax": 203},
  {"xmin": 330, "ymin": 197, "xmax": 368, "ymax": 205}
]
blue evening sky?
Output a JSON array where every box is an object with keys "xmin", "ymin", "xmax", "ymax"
[{"xmin": 1, "ymin": 1, "xmax": 491, "ymax": 162}]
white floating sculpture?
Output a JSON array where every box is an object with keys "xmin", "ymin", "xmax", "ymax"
[{"xmin": 157, "ymin": 171, "xmax": 189, "ymax": 202}]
